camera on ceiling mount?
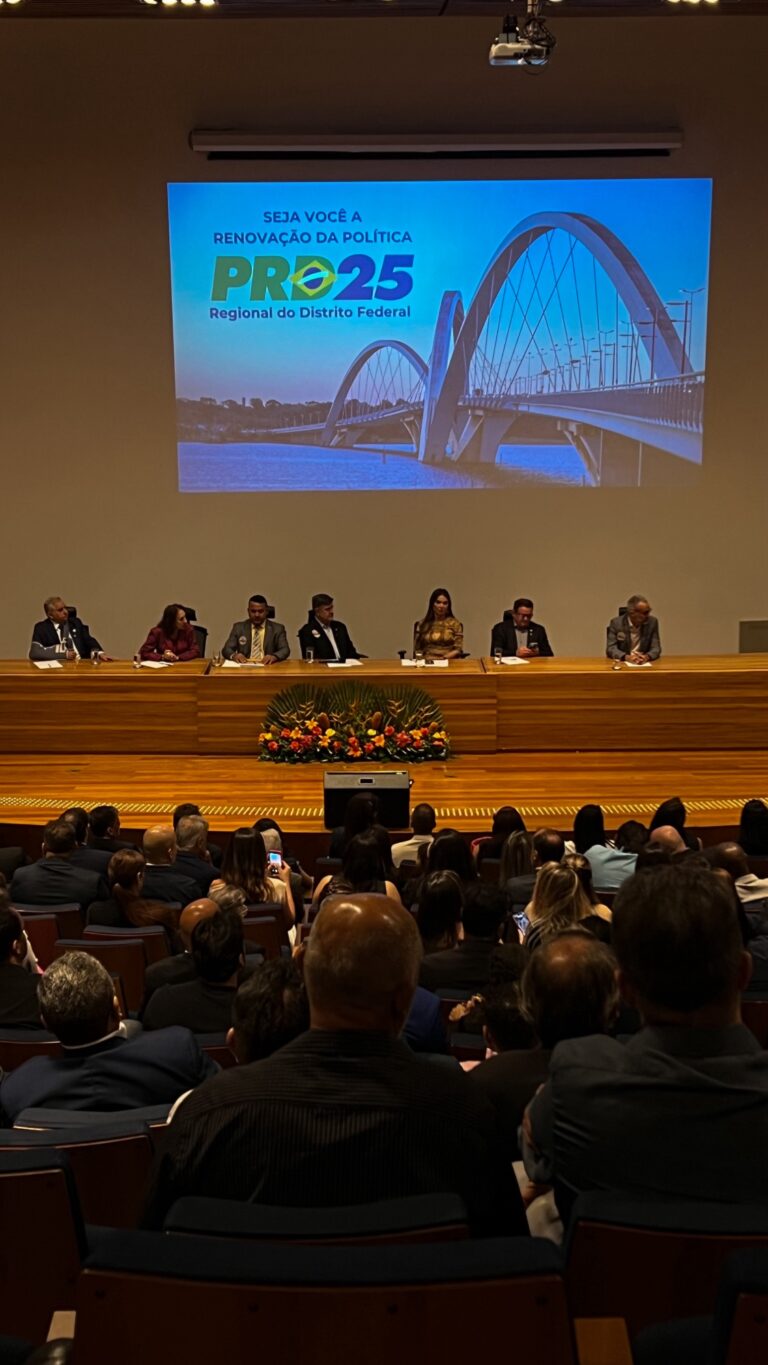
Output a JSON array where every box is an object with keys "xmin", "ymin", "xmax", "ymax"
[{"xmin": 489, "ymin": 0, "xmax": 559, "ymax": 69}]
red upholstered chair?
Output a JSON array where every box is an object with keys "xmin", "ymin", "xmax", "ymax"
[
  {"xmin": 18, "ymin": 913, "xmax": 60, "ymax": 968},
  {"xmin": 16, "ymin": 904, "xmax": 84, "ymax": 939},
  {"xmin": 72, "ymin": 1233, "xmax": 575, "ymax": 1365},
  {"xmin": 0, "ymin": 1149, "xmax": 85, "ymax": 1343},
  {"xmin": 52, "ymin": 939, "xmax": 146, "ymax": 1014},
  {"xmin": 83, "ymin": 923, "xmax": 171, "ymax": 965},
  {"xmin": 0, "ymin": 1122, "xmax": 155, "ymax": 1229},
  {"xmin": 566, "ymin": 1193, "xmax": 768, "ymax": 1335},
  {"xmin": 0, "ymin": 1031, "xmax": 61, "ymax": 1071},
  {"xmin": 244, "ymin": 905, "xmax": 289, "ymax": 948},
  {"xmin": 241, "ymin": 916, "xmax": 281, "ymax": 960}
]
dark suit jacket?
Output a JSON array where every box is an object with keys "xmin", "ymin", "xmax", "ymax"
[
  {"xmin": 0, "ymin": 963, "xmax": 41, "ymax": 1029},
  {"xmin": 0, "ymin": 847, "xmax": 26, "ymax": 881},
  {"xmin": 0, "ymin": 1026, "xmax": 217, "ymax": 1125},
  {"xmin": 142, "ymin": 948, "xmax": 263, "ymax": 1011},
  {"xmin": 141, "ymin": 864, "xmax": 199, "ymax": 908},
  {"xmin": 175, "ymin": 851, "xmax": 216, "ymax": 895},
  {"xmin": 298, "ymin": 617, "xmax": 359, "ymax": 662},
  {"xmin": 88, "ymin": 836, "xmax": 137, "ymax": 854},
  {"xmin": 419, "ymin": 938, "xmax": 498, "ymax": 994},
  {"xmin": 403, "ymin": 987, "xmax": 447, "ymax": 1054},
  {"xmin": 142, "ymin": 1028, "xmax": 527, "ymax": 1235},
  {"xmin": 490, "ymin": 617, "xmax": 553, "ymax": 657},
  {"xmin": 30, "ymin": 615, "xmax": 102, "ymax": 660},
  {"xmin": 504, "ymin": 873, "xmax": 536, "ymax": 909},
  {"xmin": 467, "ymin": 1047, "xmax": 551, "ymax": 1158},
  {"xmin": 70, "ymin": 846, "xmax": 112, "ymax": 875},
  {"xmin": 606, "ymin": 612, "xmax": 661, "ymax": 661},
  {"xmin": 222, "ymin": 619, "xmax": 290, "ymax": 661},
  {"xmin": 10, "ymin": 857, "xmax": 109, "ymax": 909},
  {"xmin": 142, "ymin": 979, "xmax": 241, "ymax": 1034}
]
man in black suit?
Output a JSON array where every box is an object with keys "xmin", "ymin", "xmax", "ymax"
[
  {"xmin": 505, "ymin": 827, "xmax": 565, "ymax": 910},
  {"xmin": 88, "ymin": 805, "xmax": 136, "ymax": 855},
  {"xmin": 141, "ymin": 895, "xmax": 263, "ymax": 1009},
  {"xmin": 143, "ymin": 908, "xmax": 247, "ymax": 1034},
  {"xmin": 175, "ymin": 816, "xmax": 215, "ymax": 895},
  {"xmin": 297, "ymin": 593, "xmax": 359, "ymax": 662},
  {"xmin": 142, "ymin": 892, "xmax": 526, "ymax": 1235},
  {"xmin": 141, "ymin": 826, "xmax": 198, "ymax": 907},
  {"xmin": 0, "ymin": 900, "xmax": 41, "ymax": 1029},
  {"xmin": 10, "ymin": 820, "xmax": 109, "ymax": 910},
  {"xmin": 0, "ymin": 950, "xmax": 217, "ymax": 1124},
  {"xmin": 173, "ymin": 803, "xmax": 222, "ymax": 869},
  {"xmin": 419, "ymin": 885, "xmax": 507, "ymax": 993},
  {"xmin": 29, "ymin": 596, "xmax": 111, "ymax": 662},
  {"xmin": 606, "ymin": 595, "xmax": 661, "ymax": 663},
  {"xmin": 490, "ymin": 598, "xmax": 553, "ymax": 659},
  {"xmin": 60, "ymin": 806, "xmax": 112, "ymax": 875},
  {"xmin": 222, "ymin": 594, "xmax": 290, "ymax": 664}
]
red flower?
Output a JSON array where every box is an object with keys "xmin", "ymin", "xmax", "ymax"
[
  {"xmin": 384, "ymin": 725, "xmax": 395, "ymax": 737},
  {"xmin": 432, "ymin": 737, "xmax": 444, "ymax": 747},
  {"xmin": 333, "ymin": 741, "xmax": 342, "ymax": 752},
  {"xmin": 268, "ymin": 741, "xmax": 278, "ymax": 752},
  {"xmin": 290, "ymin": 740, "xmax": 300, "ymax": 751},
  {"xmin": 420, "ymin": 727, "xmax": 430, "ymax": 736},
  {"xmin": 413, "ymin": 739, "xmax": 422, "ymax": 750},
  {"xmin": 281, "ymin": 728, "xmax": 292, "ymax": 739},
  {"xmin": 364, "ymin": 742, "xmax": 374, "ymax": 754},
  {"xmin": 396, "ymin": 732, "xmax": 409, "ymax": 745}
]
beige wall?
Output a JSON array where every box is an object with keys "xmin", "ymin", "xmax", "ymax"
[{"xmin": 1, "ymin": 14, "xmax": 766, "ymax": 661}]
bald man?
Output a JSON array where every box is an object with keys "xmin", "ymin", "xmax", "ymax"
[
  {"xmin": 141, "ymin": 826, "xmax": 198, "ymax": 907},
  {"xmin": 648, "ymin": 825, "xmax": 687, "ymax": 857},
  {"xmin": 142, "ymin": 893, "xmax": 526, "ymax": 1234}
]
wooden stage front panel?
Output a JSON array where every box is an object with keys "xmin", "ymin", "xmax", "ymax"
[{"xmin": 197, "ymin": 660, "xmax": 496, "ymax": 755}]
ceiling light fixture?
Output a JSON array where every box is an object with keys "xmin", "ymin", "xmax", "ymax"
[{"xmin": 140, "ymin": 0, "xmax": 217, "ymax": 9}]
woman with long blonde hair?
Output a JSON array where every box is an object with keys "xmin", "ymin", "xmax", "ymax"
[{"xmin": 524, "ymin": 861, "xmax": 593, "ymax": 952}]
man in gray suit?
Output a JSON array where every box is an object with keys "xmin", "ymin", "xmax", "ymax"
[
  {"xmin": 222, "ymin": 595, "xmax": 290, "ymax": 664},
  {"xmin": 606, "ymin": 595, "xmax": 661, "ymax": 663}
]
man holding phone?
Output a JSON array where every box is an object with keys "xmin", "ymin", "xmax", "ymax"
[{"xmin": 490, "ymin": 598, "xmax": 554, "ymax": 659}]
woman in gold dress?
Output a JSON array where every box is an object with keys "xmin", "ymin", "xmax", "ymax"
[{"xmin": 413, "ymin": 588, "xmax": 464, "ymax": 660}]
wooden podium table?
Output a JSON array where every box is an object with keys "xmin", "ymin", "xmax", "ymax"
[{"xmin": 0, "ymin": 655, "xmax": 765, "ymax": 756}]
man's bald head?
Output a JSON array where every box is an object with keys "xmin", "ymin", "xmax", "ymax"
[
  {"xmin": 649, "ymin": 825, "xmax": 686, "ymax": 856},
  {"xmin": 705, "ymin": 842, "xmax": 750, "ymax": 883},
  {"xmin": 143, "ymin": 825, "xmax": 177, "ymax": 864},
  {"xmin": 179, "ymin": 898, "xmax": 218, "ymax": 951},
  {"xmin": 521, "ymin": 930, "xmax": 619, "ymax": 1049},
  {"xmin": 304, "ymin": 893, "xmax": 422, "ymax": 1035}
]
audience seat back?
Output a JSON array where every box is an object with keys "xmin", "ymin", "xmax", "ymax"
[
  {"xmin": 0, "ymin": 1149, "xmax": 85, "ymax": 1343},
  {"xmin": 83, "ymin": 923, "xmax": 171, "ymax": 965},
  {"xmin": 244, "ymin": 905, "xmax": 289, "ymax": 948},
  {"xmin": 196, "ymin": 1035, "xmax": 237, "ymax": 1069},
  {"xmin": 0, "ymin": 1030, "xmax": 61, "ymax": 1071},
  {"xmin": 0, "ymin": 1122, "xmax": 154, "ymax": 1229},
  {"xmin": 478, "ymin": 857, "xmax": 502, "ymax": 885},
  {"xmin": 566, "ymin": 1193, "xmax": 768, "ymax": 1335},
  {"xmin": 73, "ymin": 1233, "xmax": 575, "ymax": 1365},
  {"xmin": 163, "ymin": 1193, "xmax": 471, "ymax": 1245},
  {"xmin": 52, "ymin": 939, "xmax": 146, "ymax": 1013},
  {"xmin": 241, "ymin": 916, "xmax": 281, "ymax": 960},
  {"xmin": 17, "ymin": 913, "xmax": 60, "ymax": 968}
]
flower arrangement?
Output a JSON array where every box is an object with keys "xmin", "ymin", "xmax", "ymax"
[{"xmin": 258, "ymin": 681, "xmax": 451, "ymax": 764}]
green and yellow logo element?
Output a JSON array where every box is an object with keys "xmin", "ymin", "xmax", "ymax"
[{"xmin": 289, "ymin": 258, "xmax": 337, "ymax": 300}]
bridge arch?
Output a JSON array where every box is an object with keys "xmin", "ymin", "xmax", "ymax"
[
  {"xmin": 320, "ymin": 339, "xmax": 428, "ymax": 446},
  {"xmin": 418, "ymin": 290, "xmax": 464, "ymax": 462},
  {"xmin": 423, "ymin": 211, "xmax": 692, "ymax": 463}
]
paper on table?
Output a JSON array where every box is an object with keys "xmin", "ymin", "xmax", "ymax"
[
  {"xmin": 624, "ymin": 661, "xmax": 652, "ymax": 668},
  {"xmin": 139, "ymin": 660, "xmax": 171, "ymax": 669},
  {"xmin": 221, "ymin": 659, "xmax": 264, "ymax": 669},
  {"xmin": 401, "ymin": 658, "xmax": 449, "ymax": 668},
  {"xmin": 32, "ymin": 660, "xmax": 62, "ymax": 670},
  {"xmin": 500, "ymin": 656, "xmax": 530, "ymax": 666},
  {"xmin": 221, "ymin": 660, "xmax": 242, "ymax": 669},
  {"xmin": 326, "ymin": 659, "xmax": 363, "ymax": 668}
]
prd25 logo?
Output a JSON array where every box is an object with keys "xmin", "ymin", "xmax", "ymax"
[{"xmin": 212, "ymin": 254, "xmax": 414, "ymax": 303}]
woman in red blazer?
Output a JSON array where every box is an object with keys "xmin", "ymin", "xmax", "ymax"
[{"xmin": 139, "ymin": 604, "xmax": 200, "ymax": 662}]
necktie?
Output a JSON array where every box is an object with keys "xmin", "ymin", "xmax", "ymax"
[{"xmin": 250, "ymin": 627, "xmax": 263, "ymax": 661}]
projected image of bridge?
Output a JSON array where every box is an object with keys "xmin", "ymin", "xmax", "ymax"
[{"xmin": 179, "ymin": 210, "xmax": 706, "ymax": 490}]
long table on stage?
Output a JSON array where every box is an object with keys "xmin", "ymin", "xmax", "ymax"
[{"xmin": 0, "ymin": 655, "xmax": 767, "ymax": 755}]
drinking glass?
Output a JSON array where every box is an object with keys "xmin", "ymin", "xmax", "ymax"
[
  {"xmin": 493, "ymin": 646, "xmax": 503, "ymax": 665},
  {"xmin": 212, "ymin": 652, "xmax": 222, "ymax": 668},
  {"xmin": 414, "ymin": 650, "xmax": 425, "ymax": 667},
  {"xmin": 305, "ymin": 647, "xmax": 314, "ymax": 665}
]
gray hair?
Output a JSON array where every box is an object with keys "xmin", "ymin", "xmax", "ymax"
[
  {"xmin": 176, "ymin": 814, "xmax": 209, "ymax": 852},
  {"xmin": 626, "ymin": 594, "xmax": 649, "ymax": 610},
  {"xmin": 39, "ymin": 952, "xmax": 115, "ymax": 1047},
  {"xmin": 260, "ymin": 828, "xmax": 282, "ymax": 855},
  {"xmin": 209, "ymin": 883, "xmax": 247, "ymax": 914}
]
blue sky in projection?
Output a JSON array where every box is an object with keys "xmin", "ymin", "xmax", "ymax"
[{"xmin": 167, "ymin": 178, "xmax": 712, "ymax": 405}]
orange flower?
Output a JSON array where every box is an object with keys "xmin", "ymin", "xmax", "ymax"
[
  {"xmin": 281, "ymin": 728, "xmax": 291, "ymax": 739},
  {"xmin": 290, "ymin": 740, "xmax": 300, "ymax": 751}
]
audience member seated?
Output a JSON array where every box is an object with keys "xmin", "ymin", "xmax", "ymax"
[
  {"xmin": 420, "ymin": 884, "xmax": 506, "ymax": 992},
  {"xmin": 0, "ymin": 844, "xmax": 27, "ymax": 883},
  {"xmin": 504, "ymin": 827, "xmax": 565, "ymax": 909},
  {"xmin": 142, "ymin": 899, "xmax": 222, "ymax": 1005},
  {"xmin": 142, "ymin": 892, "xmax": 527, "ymax": 1235},
  {"xmin": 174, "ymin": 815, "xmax": 216, "ymax": 895},
  {"xmin": 0, "ymin": 899, "xmax": 41, "ymax": 1029},
  {"xmin": 412, "ymin": 587, "xmax": 464, "ymax": 661},
  {"xmin": 414, "ymin": 871, "xmax": 464, "ymax": 955},
  {"xmin": 585, "ymin": 818, "xmax": 647, "ymax": 890},
  {"xmin": 141, "ymin": 826, "xmax": 199, "ymax": 908},
  {"xmin": 259, "ymin": 827, "xmax": 306, "ymax": 921},
  {"xmin": 0, "ymin": 951, "xmax": 216, "ymax": 1125},
  {"xmin": 312, "ymin": 831, "xmax": 401, "ymax": 913},
  {"xmin": 390, "ymin": 802, "xmax": 437, "ymax": 869},
  {"xmin": 564, "ymin": 854, "xmax": 613, "ymax": 922},
  {"xmin": 88, "ymin": 804, "xmax": 135, "ymax": 854},
  {"xmin": 254, "ymin": 818, "xmax": 313, "ymax": 896},
  {"xmin": 87, "ymin": 849, "xmax": 180, "ymax": 939},
  {"xmin": 327, "ymin": 792, "xmax": 379, "ymax": 859},
  {"xmin": 139, "ymin": 603, "xmax": 200, "ymax": 662},
  {"xmin": 522, "ymin": 864, "xmax": 768, "ymax": 1215},
  {"xmin": 524, "ymin": 863, "xmax": 595, "ymax": 952},
  {"xmin": 10, "ymin": 819, "xmax": 109, "ymax": 909},
  {"xmin": 566, "ymin": 804, "xmax": 611, "ymax": 856},
  {"xmin": 739, "ymin": 798, "xmax": 768, "ymax": 857},
  {"xmin": 60, "ymin": 806, "xmax": 112, "ymax": 874},
  {"xmin": 143, "ymin": 908, "xmax": 249, "ymax": 1033},
  {"xmin": 499, "ymin": 829, "xmax": 534, "ymax": 894},
  {"xmin": 448, "ymin": 943, "xmax": 529, "ymax": 1035},
  {"xmin": 650, "ymin": 795, "xmax": 700, "ymax": 851},
  {"xmin": 211, "ymin": 827, "xmax": 294, "ymax": 928},
  {"xmin": 174, "ymin": 802, "xmax": 222, "ymax": 868},
  {"xmin": 472, "ymin": 806, "xmax": 527, "ymax": 869},
  {"xmin": 706, "ymin": 842, "xmax": 768, "ymax": 911},
  {"xmin": 298, "ymin": 592, "xmax": 360, "ymax": 663},
  {"xmin": 648, "ymin": 824, "xmax": 687, "ymax": 857},
  {"xmin": 227, "ymin": 959, "xmax": 309, "ymax": 1063},
  {"xmin": 469, "ymin": 931, "xmax": 618, "ymax": 1157}
]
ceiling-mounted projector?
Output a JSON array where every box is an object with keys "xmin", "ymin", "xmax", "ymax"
[{"xmin": 489, "ymin": 4, "xmax": 558, "ymax": 69}]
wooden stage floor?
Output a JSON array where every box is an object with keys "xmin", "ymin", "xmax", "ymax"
[{"xmin": 0, "ymin": 751, "xmax": 766, "ymax": 833}]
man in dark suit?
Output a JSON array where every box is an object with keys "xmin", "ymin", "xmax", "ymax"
[
  {"xmin": 141, "ymin": 826, "xmax": 198, "ymax": 907},
  {"xmin": 606, "ymin": 595, "xmax": 661, "ymax": 663},
  {"xmin": 222, "ymin": 594, "xmax": 290, "ymax": 664},
  {"xmin": 0, "ymin": 900, "xmax": 41, "ymax": 1029},
  {"xmin": 175, "ymin": 816, "xmax": 215, "ymax": 895},
  {"xmin": 29, "ymin": 596, "xmax": 111, "ymax": 662},
  {"xmin": 10, "ymin": 820, "xmax": 109, "ymax": 910},
  {"xmin": 142, "ymin": 892, "xmax": 526, "ymax": 1235},
  {"xmin": 0, "ymin": 950, "xmax": 217, "ymax": 1125},
  {"xmin": 60, "ymin": 806, "xmax": 112, "ymax": 875},
  {"xmin": 298, "ymin": 593, "xmax": 359, "ymax": 662},
  {"xmin": 490, "ymin": 598, "xmax": 553, "ymax": 659},
  {"xmin": 143, "ymin": 908, "xmax": 247, "ymax": 1034},
  {"xmin": 419, "ymin": 885, "xmax": 507, "ymax": 993},
  {"xmin": 88, "ymin": 804, "xmax": 136, "ymax": 855},
  {"xmin": 505, "ymin": 828, "xmax": 566, "ymax": 909}
]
